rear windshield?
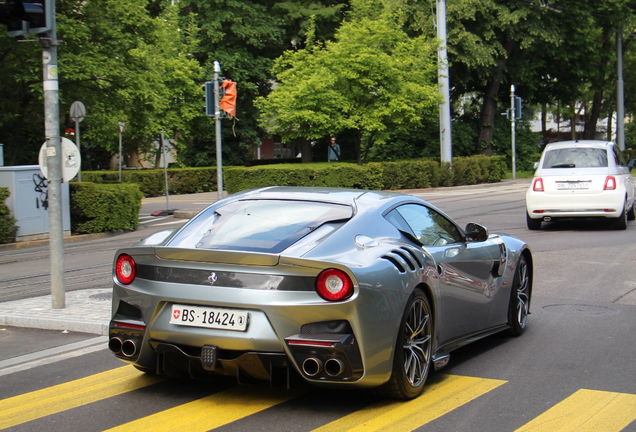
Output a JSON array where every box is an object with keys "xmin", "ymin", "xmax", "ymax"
[
  {"xmin": 542, "ymin": 147, "xmax": 607, "ymax": 168},
  {"xmin": 167, "ymin": 199, "xmax": 352, "ymax": 253}
]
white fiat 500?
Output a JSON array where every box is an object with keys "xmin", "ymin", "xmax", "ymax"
[{"xmin": 526, "ymin": 140, "xmax": 635, "ymax": 230}]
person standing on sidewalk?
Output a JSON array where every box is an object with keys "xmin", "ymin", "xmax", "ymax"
[{"xmin": 328, "ymin": 137, "xmax": 340, "ymax": 162}]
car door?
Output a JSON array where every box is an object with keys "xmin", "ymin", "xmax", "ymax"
[{"xmin": 388, "ymin": 204, "xmax": 503, "ymax": 344}]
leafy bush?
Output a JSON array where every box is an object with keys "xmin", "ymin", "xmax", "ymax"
[
  {"xmin": 70, "ymin": 182, "xmax": 143, "ymax": 234},
  {"xmin": 225, "ymin": 156, "xmax": 506, "ymax": 194},
  {"xmin": 0, "ymin": 187, "xmax": 17, "ymax": 244},
  {"xmin": 225, "ymin": 163, "xmax": 385, "ymax": 194},
  {"xmin": 82, "ymin": 167, "xmax": 218, "ymax": 197}
]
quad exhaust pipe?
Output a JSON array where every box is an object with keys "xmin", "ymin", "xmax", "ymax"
[
  {"xmin": 302, "ymin": 358, "xmax": 322, "ymax": 376},
  {"xmin": 324, "ymin": 358, "xmax": 345, "ymax": 377},
  {"xmin": 109, "ymin": 337, "xmax": 138, "ymax": 358},
  {"xmin": 121, "ymin": 339, "xmax": 138, "ymax": 357},
  {"xmin": 302, "ymin": 357, "xmax": 346, "ymax": 377},
  {"xmin": 108, "ymin": 337, "xmax": 123, "ymax": 354}
]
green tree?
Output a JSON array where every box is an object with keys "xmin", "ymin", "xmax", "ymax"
[
  {"xmin": 0, "ymin": 0, "xmax": 202, "ymax": 168},
  {"xmin": 256, "ymin": 7, "xmax": 441, "ymax": 163},
  {"xmin": 177, "ymin": 0, "xmax": 349, "ymax": 167}
]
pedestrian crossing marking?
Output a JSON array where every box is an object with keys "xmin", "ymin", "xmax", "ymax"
[
  {"xmin": 103, "ymin": 384, "xmax": 305, "ymax": 432},
  {"xmin": 310, "ymin": 374, "xmax": 506, "ymax": 432},
  {"xmin": 515, "ymin": 389, "xmax": 636, "ymax": 432},
  {"xmin": 0, "ymin": 365, "xmax": 161, "ymax": 430}
]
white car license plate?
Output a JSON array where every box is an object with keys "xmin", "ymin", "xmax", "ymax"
[
  {"xmin": 556, "ymin": 181, "xmax": 590, "ymax": 190},
  {"xmin": 170, "ymin": 304, "xmax": 249, "ymax": 331}
]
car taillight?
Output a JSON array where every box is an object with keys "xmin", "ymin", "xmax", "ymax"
[
  {"xmin": 532, "ymin": 177, "xmax": 544, "ymax": 192},
  {"xmin": 604, "ymin": 176, "xmax": 616, "ymax": 190},
  {"xmin": 115, "ymin": 254, "xmax": 136, "ymax": 285},
  {"xmin": 316, "ymin": 269, "xmax": 353, "ymax": 301}
]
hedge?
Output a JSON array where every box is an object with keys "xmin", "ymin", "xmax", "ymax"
[
  {"xmin": 70, "ymin": 182, "xmax": 144, "ymax": 234},
  {"xmin": 225, "ymin": 155, "xmax": 507, "ymax": 194},
  {"xmin": 0, "ymin": 187, "xmax": 17, "ymax": 244},
  {"xmin": 81, "ymin": 155, "xmax": 508, "ymax": 197},
  {"xmin": 82, "ymin": 167, "xmax": 218, "ymax": 197}
]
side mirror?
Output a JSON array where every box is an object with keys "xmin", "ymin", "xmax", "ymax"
[
  {"xmin": 533, "ymin": 161, "xmax": 540, "ymax": 170},
  {"xmin": 465, "ymin": 223, "xmax": 489, "ymax": 242}
]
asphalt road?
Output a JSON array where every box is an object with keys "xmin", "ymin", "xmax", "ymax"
[{"xmin": 1, "ymin": 180, "xmax": 635, "ymax": 431}]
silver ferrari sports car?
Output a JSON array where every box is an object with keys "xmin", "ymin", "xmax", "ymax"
[{"xmin": 109, "ymin": 186, "xmax": 533, "ymax": 399}]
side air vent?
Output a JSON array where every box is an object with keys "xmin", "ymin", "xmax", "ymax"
[
  {"xmin": 382, "ymin": 255, "xmax": 406, "ymax": 273},
  {"xmin": 382, "ymin": 246, "xmax": 424, "ymax": 273},
  {"xmin": 400, "ymin": 247, "xmax": 423, "ymax": 269}
]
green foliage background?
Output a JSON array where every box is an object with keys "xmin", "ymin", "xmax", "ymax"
[{"xmin": 0, "ymin": 188, "xmax": 18, "ymax": 244}]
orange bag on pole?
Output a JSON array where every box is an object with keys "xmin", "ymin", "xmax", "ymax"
[{"xmin": 220, "ymin": 80, "xmax": 237, "ymax": 117}]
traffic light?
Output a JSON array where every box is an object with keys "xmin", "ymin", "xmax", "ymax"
[
  {"xmin": 514, "ymin": 96, "xmax": 523, "ymax": 119},
  {"xmin": 0, "ymin": 0, "xmax": 53, "ymax": 37},
  {"xmin": 204, "ymin": 81, "xmax": 214, "ymax": 117}
]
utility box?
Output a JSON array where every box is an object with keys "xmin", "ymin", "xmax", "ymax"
[{"xmin": 0, "ymin": 165, "xmax": 70, "ymax": 242}]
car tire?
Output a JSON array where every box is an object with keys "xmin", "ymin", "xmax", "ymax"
[
  {"xmin": 379, "ymin": 289, "xmax": 432, "ymax": 400},
  {"xmin": 526, "ymin": 212, "xmax": 541, "ymax": 230},
  {"xmin": 615, "ymin": 202, "xmax": 628, "ymax": 230},
  {"xmin": 627, "ymin": 200, "xmax": 635, "ymax": 221},
  {"xmin": 507, "ymin": 254, "xmax": 531, "ymax": 337}
]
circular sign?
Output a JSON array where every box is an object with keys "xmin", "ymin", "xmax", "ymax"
[
  {"xmin": 70, "ymin": 101, "xmax": 86, "ymax": 122},
  {"xmin": 39, "ymin": 137, "xmax": 81, "ymax": 182}
]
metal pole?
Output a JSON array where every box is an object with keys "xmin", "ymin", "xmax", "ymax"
[
  {"xmin": 616, "ymin": 26, "xmax": 625, "ymax": 150},
  {"xmin": 511, "ymin": 85, "xmax": 517, "ymax": 180},
  {"xmin": 118, "ymin": 131, "xmax": 122, "ymax": 181},
  {"xmin": 75, "ymin": 118, "xmax": 81, "ymax": 181},
  {"xmin": 214, "ymin": 61, "xmax": 224, "ymax": 201},
  {"xmin": 161, "ymin": 130, "xmax": 170, "ymax": 210},
  {"xmin": 42, "ymin": 5, "xmax": 65, "ymax": 308},
  {"xmin": 437, "ymin": 0, "xmax": 452, "ymax": 163}
]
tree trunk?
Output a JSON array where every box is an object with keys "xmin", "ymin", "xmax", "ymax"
[
  {"xmin": 584, "ymin": 28, "xmax": 613, "ymax": 140},
  {"xmin": 300, "ymin": 138, "xmax": 313, "ymax": 163},
  {"xmin": 353, "ymin": 130, "xmax": 362, "ymax": 164},
  {"xmin": 541, "ymin": 103, "xmax": 547, "ymax": 143},
  {"xmin": 476, "ymin": 40, "xmax": 516, "ymax": 155}
]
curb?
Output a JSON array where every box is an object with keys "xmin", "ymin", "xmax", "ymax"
[{"xmin": 0, "ymin": 315, "xmax": 109, "ymax": 336}]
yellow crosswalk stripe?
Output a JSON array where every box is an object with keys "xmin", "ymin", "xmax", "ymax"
[
  {"xmin": 310, "ymin": 374, "xmax": 506, "ymax": 432},
  {"xmin": 0, "ymin": 365, "xmax": 162, "ymax": 430},
  {"xmin": 103, "ymin": 385, "xmax": 305, "ymax": 432},
  {"xmin": 515, "ymin": 389, "xmax": 636, "ymax": 432}
]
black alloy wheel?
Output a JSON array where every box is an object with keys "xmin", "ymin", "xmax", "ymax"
[
  {"xmin": 381, "ymin": 289, "xmax": 433, "ymax": 400},
  {"xmin": 508, "ymin": 254, "xmax": 531, "ymax": 336}
]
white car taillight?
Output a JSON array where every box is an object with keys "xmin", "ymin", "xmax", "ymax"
[
  {"xmin": 115, "ymin": 254, "xmax": 136, "ymax": 285},
  {"xmin": 532, "ymin": 178, "xmax": 544, "ymax": 192},
  {"xmin": 316, "ymin": 269, "xmax": 353, "ymax": 301},
  {"xmin": 604, "ymin": 176, "xmax": 617, "ymax": 190}
]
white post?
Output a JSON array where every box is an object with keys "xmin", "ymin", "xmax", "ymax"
[
  {"xmin": 437, "ymin": 0, "xmax": 452, "ymax": 163},
  {"xmin": 511, "ymin": 85, "xmax": 517, "ymax": 180},
  {"xmin": 161, "ymin": 130, "xmax": 170, "ymax": 210},
  {"xmin": 616, "ymin": 26, "xmax": 625, "ymax": 150}
]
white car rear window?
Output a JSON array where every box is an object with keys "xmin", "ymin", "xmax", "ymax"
[{"xmin": 542, "ymin": 148, "xmax": 607, "ymax": 169}]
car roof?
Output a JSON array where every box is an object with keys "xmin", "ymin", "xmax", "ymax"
[
  {"xmin": 239, "ymin": 186, "xmax": 403, "ymax": 206},
  {"xmin": 544, "ymin": 140, "xmax": 613, "ymax": 150}
]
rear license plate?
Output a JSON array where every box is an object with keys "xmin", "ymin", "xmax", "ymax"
[
  {"xmin": 170, "ymin": 304, "xmax": 249, "ymax": 331},
  {"xmin": 556, "ymin": 181, "xmax": 590, "ymax": 190}
]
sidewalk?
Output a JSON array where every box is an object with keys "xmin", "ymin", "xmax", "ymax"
[{"xmin": 0, "ymin": 288, "xmax": 112, "ymax": 335}]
